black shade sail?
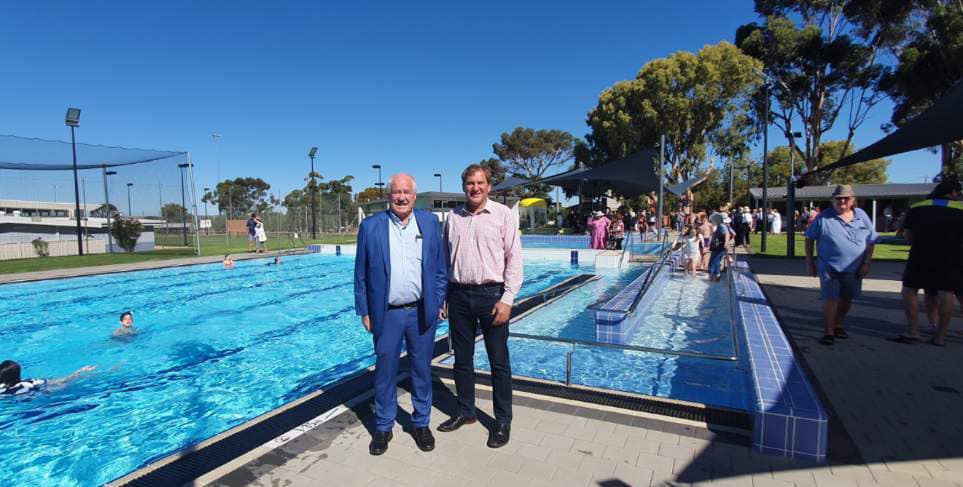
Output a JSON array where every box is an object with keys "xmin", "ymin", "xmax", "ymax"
[
  {"xmin": 807, "ymin": 80, "xmax": 963, "ymax": 176},
  {"xmin": 492, "ymin": 176, "xmax": 530, "ymax": 192},
  {"xmin": 538, "ymin": 149, "xmax": 661, "ymax": 197}
]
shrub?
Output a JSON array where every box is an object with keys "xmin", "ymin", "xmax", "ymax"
[
  {"xmin": 112, "ymin": 218, "xmax": 143, "ymax": 252},
  {"xmin": 31, "ymin": 237, "xmax": 49, "ymax": 257}
]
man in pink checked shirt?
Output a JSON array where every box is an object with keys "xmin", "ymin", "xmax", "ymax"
[{"xmin": 437, "ymin": 163, "xmax": 522, "ymax": 449}]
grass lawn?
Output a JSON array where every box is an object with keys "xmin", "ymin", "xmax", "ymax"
[
  {"xmin": 0, "ymin": 233, "xmax": 358, "ymax": 275},
  {"xmin": 749, "ymin": 232, "xmax": 910, "ymax": 261}
]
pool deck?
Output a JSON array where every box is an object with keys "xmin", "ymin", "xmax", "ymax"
[{"xmin": 0, "ymin": 250, "xmax": 306, "ymax": 284}]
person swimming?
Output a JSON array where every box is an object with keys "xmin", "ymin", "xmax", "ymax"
[
  {"xmin": 223, "ymin": 254, "xmax": 235, "ymax": 269},
  {"xmin": 0, "ymin": 360, "xmax": 95, "ymax": 396},
  {"xmin": 266, "ymin": 254, "xmax": 281, "ymax": 266},
  {"xmin": 112, "ymin": 310, "xmax": 136, "ymax": 338}
]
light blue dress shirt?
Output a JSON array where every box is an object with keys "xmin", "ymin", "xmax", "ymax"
[
  {"xmin": 387, "ymin": 211, "xmax": 423, "ymax": 305},
  {"xmin": 804, "ymin": 207, "xmax": 878, "ymax": 273}
]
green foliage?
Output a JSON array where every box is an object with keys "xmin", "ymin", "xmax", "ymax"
[
  {"xmin": 477, "ymin": 158, "xmax": 508, "ymax": 186},
  {"xmin": 111, "ymin": 218, "xmax": 143, "ymax": 253},
  {"xmin": 161, "ymin": 203, "xmax": 191, "ymax": 223},
  {"xmin": 585, "ymin": 41, "xmax": 762, "ymax": 189},
  {"xmin": 202, "ymin": 177, "xmax": 273, "ymax": 218},
  {"xmin": 356, "ymin": 186, "xmax": 383, "ymax": 203},
  {"xmin": 492, "ymin": 127, "xmax": 576, "ymax": 182},
  {"xmin": 765, "ymin": 140, "xmax": 889, "ymax": 187},
  {"xmin": 31, "ymin": 237, "xmax": 49, "ymax": 257},
  {"xmin": 736, "ymin": 2, "xmax": 890, "ymax": 174}
]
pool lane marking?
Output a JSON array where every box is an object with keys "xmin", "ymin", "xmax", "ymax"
[{"xmin": 262, "ymin": 404, "xmax": 349, "ymax": 449}]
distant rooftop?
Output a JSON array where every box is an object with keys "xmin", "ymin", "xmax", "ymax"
[{"xmin": 749, "ymin": 183, "xmax": 936, "ymax": 201}]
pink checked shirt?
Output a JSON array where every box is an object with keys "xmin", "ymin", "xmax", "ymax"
[{"xmin": 444, "ymin": 199, "xmax": 523, "ymax": 305}]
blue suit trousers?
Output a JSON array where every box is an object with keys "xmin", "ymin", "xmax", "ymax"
[{"xmin": 372, "ymin": 305, "xmax": 437, "ymax": 432}]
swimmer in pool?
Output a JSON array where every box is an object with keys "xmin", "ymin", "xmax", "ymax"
[
  {"xmin": 223, "ymin": 254, "xmax": 235, "ymax": 269},
  {"xmin": 0, "ymin": 360, "xmax": 96, "ymax": 396},
  {"xmin": 112, "ymin": 311, "xmax": 136, "ymax": 338},
  {"xmin": 267, "ymin": 254, "xmax": 281, "ymax": 266}
]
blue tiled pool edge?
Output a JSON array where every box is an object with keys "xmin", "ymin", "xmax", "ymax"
[{"xmin": 732, "ymin": 261, "xmax": 828, "ymax": 463}]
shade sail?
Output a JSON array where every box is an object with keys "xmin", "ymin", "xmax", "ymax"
[
  {"xmin": 519, "ymin": 197, "xmax": 547, "ymax": 207},
  {"xmin": 0, "ymin": 134, "xmax": 188, "ymax": 171},
  {"xmin": 667, "ymin": 169, "xmax": 712, "ymax": 195},
  {"xmin": 807, "ymin": 80, "xmax": 963, "ymax": 176},
  {"xmin": 492, "ymin": 176, "xmax": 530, "ymax": 192},
  {"xmin": 538, "ymin": 149, "xmax": 661, "ymax": 197}
]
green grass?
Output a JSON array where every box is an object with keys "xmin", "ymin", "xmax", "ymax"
[
  {"xmin": 750, "ymin": 232, "xmax": 910, "ymax": 261},
  {"xmin": 0, "ymin": 233, "xmax": 358, "ymax": 275}
]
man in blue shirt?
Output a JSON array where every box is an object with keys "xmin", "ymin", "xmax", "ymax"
[
  {"xmin": 805, "ymin": 185, "xmax": 878, "ymax": 346},
  {"xmin": 354, "ymin": 173, "xmax": 447, "ymax": 455}
]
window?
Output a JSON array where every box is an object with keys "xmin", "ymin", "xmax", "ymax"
[
  {"xmin": 445, "ymin": 200, "xmax": 459, "ymax": 208},
  {"xmin": 433, "ymin": 200, "xmax": 443, "ymax": 209}
]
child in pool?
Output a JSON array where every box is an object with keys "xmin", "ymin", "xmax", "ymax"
[
  {"xmin": 112, "ymin": 311, "xmax": 137, "ymax": 338},
  {"xmin": 0, "ymin": 360, "xmax": 95, "ymax": 396}
]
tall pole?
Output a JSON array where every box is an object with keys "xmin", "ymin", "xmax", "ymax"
[
  {"xmin": 70, "ymin": 125, "xmax": 84, "ymax": 255},
  {"xmin": 103, "ymin": 169, "xmax": 114, "ymax": 252},
  {"xmin": 82, "ymin": 177, "xmax": 89, "ymax": 254},
  {"xmin": 309, "ymin": 153, "xmax": 318, "ymax": 239},
  {"xmin": 761, "ymin": 81, "xmax": 770, "ymax": 253},
  {"xmin": 786, "ymin": 131, "xmax": 801, "ymax": 258},
  {"xmin": 179, "ymin": 164, "xmax": 189, "ymax": 246},
  {"xmin": 204, "ymin": 187, "xmax": 210, "ymax": 236},
  {"xmin": 658, "ymin": 134, "xmax": 665, "ymax": 238},
  {"xmin": 185, "ymin": 156, "xmax": 201, "ymax": 255},
  {"xmin": 728, "ymin": 159, "xmax": 734, "ymax": 207},
  {"xmin": 126, "ymin": 183, "xmax": 133, "ymax": 218},
  {"xmin": 435, "ymin": 173, "xmax": 442, "ymax": 192}
]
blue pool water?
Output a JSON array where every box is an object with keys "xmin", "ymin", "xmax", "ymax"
[
  {"xmin": 0, "ymin": 254, "xmax": 579, "ymax": 486},
  {"xmin": 452, "ymin": 268, "xmax": 751, "ymax": 410}
]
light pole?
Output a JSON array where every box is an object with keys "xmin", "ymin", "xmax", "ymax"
[
  {"xmin": 65, "ymin": 108, "xmax": 84, "ymax": 256},
  {"xmin": 372, "ymin": 164, "xmax": 383, "ymax": 199},
  {"xmin": 761, "ymin": 81, "xmax": 770, "ymax": 253},
  {"xmin": 126, "ymin": 183, "xmax": 134, "ymax": 217},
  {"xmin": 178, "ymin": 163, "xmax": 191, "ymax": 246},
  {"xmin": 203, "ymin": 187, "xmax": 210, "ymax": 236},
  {"xmin": 104, "ymin": 170, "xmax": 117, "ymax": 252},
  {"xmin": 786, "ymin": 131, "xmax": 803, "ymax": 257},
  {"xmin": 433, "ymin": 173, "xmax": 442, "ymax": 192},
  {"xmin": 212, "ymin": 133, "xmax": 222, "ymax": 184},
  {"xmin": 308, "ymin": 146, "xmax": 318, "ymax": 239}
]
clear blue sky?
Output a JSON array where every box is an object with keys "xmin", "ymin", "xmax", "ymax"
[{"xmin": 0, "ymin": 0, "xmax": 940, "ymax": 208}]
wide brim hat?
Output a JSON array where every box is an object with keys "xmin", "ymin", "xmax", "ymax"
[
  {"xmin": 709, "ymin": 213, "xmax": 724, "ymax": 225},
  {"xmin": 832, "ymin": 184, "xmax": 856, "ymax": 198}
]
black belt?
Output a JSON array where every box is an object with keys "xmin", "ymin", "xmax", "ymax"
[
  {"xmin": 448, "ymin": 281, "xmax": 504, "ymax": 290},
  {"xmin": 388, "ymin": 300, "xmax": 421, "ymax": 310}
]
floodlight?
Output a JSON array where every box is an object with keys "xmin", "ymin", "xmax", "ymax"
[{"xmin": 65, "ymin": 108, "xmax": 81, "ymax": 127}]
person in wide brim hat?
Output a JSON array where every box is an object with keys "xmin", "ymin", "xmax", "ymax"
[{"xmin": 709, "ymin": 213, "xmax": 724, "ymax": 225}]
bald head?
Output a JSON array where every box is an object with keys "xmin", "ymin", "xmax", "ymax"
[{"xmin": 387, "ymin": 173, "xmax": 417, "ymax": 222}]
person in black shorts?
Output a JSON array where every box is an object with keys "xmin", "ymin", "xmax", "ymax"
[
  {"xmin": 0, "ymin": 360, "xmax": 96, "ymax": 396},
  {"xmin": 894, "ymin": 175, "xmax": 963, "ymax": 346}
]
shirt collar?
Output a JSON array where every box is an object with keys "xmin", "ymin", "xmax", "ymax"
[
  {"xmin": 388, "ymin": 210, "xmax": 413, "ymax": 228},
  {"xmin": 456, "ymin": 199, "xmax": 493, "ymax": 216}
]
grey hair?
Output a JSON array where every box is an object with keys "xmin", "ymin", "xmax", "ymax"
[{"xmin": 388, "ymin": 173, "xmax": 417, "ymax": 193}]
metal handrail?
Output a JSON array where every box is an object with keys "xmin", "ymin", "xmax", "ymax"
[
  {"xmin": 725, "ymin": 242, "xmax": 742, "ymax": 361},
  {"xmin": 625, "ymin": 233, "xmax": 673, "ymax": 314},
  {"xmin": 508, "ymin": 331, "xmax": 738, "ymax": 361}
]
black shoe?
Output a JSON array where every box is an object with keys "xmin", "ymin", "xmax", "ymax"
[
  {"xmin": 487, "ymin": 423, "xmax": 511, "ymax": 448},
  {"xmin": 833, "ymin": 327, "xmax": 849, "ymax": 339},
  {"xmin": 818, "ymin": 334, "xmax": 834, "ymax": 346},
  {"xmin": 369, "ymin": 430, "xmax": 392, "ymax": 456},
  {"xmin": 412, "ymin": 426, "xmax": 435, "ymax": 452},
  {"xmin": 437, "ymin": 415, "xmax": 477, "ymax": 432}
]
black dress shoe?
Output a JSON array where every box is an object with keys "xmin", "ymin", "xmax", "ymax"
[
  {"xmin": 412, "ymin": 426, "xmax": 435, "ymax": 452},
  {"xmin": 437, "ymin": 415, "xmax": 477, "ymax": 432},
  {"xmin": 369, "ymin": 430, "xmax": 392, "ymax": 456},
  {"xmin": 487, "ymin": 423, "xmax": 511, "ymax": 448}
]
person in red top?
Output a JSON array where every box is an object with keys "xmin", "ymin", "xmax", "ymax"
[{"xmin": 438, "ymin": 164, "xmax": 523, "ymax": 449}]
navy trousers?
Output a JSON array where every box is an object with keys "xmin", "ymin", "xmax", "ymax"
[
  {"xmin": 372, "ymin": 305, "xmax": 437, "ymax": 432},
  {"xmin": 448, "ymin": 284, "xmax": 513, "ymax": 425}
]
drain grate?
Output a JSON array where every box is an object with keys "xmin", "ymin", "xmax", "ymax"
[{"xmin": 431, "ymin": 365, "xmax": 751, "ymax": 431}]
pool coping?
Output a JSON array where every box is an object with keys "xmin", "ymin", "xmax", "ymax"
[{"xmin": 0, "ymin": 249, "xmax": 312, "ymax": 285}]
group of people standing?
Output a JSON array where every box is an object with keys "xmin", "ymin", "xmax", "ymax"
[
  {"xmin": 354, "ymin": 164, "xmax": 521, "ymax": 455},
  {"xmin": 804, "ymin": 178, "xmax": 963, "ymax": 347}
]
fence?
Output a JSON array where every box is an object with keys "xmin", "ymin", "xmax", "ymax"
[{"xmin": 0, "ymin": 239, "xmax": 107, "ymax": 260}]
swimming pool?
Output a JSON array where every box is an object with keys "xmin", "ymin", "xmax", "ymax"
[
  {"xmin": 445, "ymin": 268, "xmax": 751, "ymax": 410},
  {"xmin": 0, "ymin": 254, "xmax": 579, "ymax": 487}
]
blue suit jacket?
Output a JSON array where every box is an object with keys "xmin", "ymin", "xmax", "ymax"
[{"xmin": 354, "ymin": 209, "xmax": 448, "ymax": 334}]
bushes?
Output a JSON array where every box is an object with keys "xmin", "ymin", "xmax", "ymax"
[
  {"xmin": 112, "ymin": 218, "xmax": 143, "ymax": 252},
  {"xmin": 31, "ymin": 237, "xmax": 49, "ymax": 257}
]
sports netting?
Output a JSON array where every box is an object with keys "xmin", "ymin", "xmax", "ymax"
[{"xmin": 0, "ymin": 134, "xmax": 200, "ymax": 255}]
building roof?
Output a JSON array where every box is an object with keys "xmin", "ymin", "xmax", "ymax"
[
  {"xmin": 748, "ymin": 183, "xmax": 936, "ymax": 201},
  {"xmin": 0, "ymin": 199, "xmax": 100, "ymax": 210}
]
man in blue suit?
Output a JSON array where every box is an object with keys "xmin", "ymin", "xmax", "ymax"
[{"xmin": 354, "ymin": 173, "xmax": 447, "ymax": 455}]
